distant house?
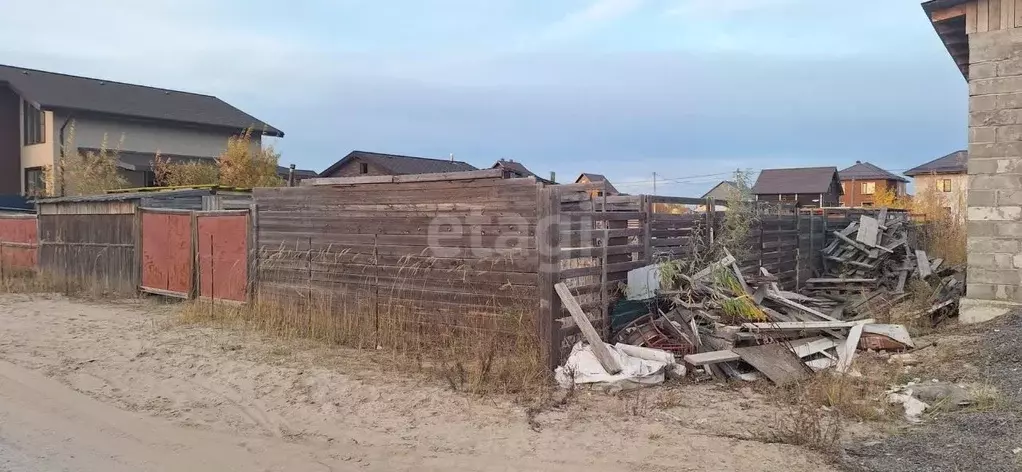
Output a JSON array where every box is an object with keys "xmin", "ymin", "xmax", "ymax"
[
  {"xmin": 751, "ymin": 167, "xmax": 842, "ymax": 208},
  {"xmin": 319, "ymin": 150, "xmax": 478, "ymax": 178},
  {"xmin": 491, "ymin": 159, "xmax": 553, "ymax": 184},
  {"xmin": 698, "ymin": 180, "xmax": 741, "ymax": 211},
  {"xmin": 574, "ymin": 173, "xmax": 620, "ymax": 197},
  {"xmin": 837, "ymin": 161, "xmax": 909, "ymax": 207},
  {"xmin": 276, "ymin": 165, "xmax": 318, "ymax": 185},
  {"xmin": 0, "ymin": 63, "xmax": 282, "ymax": 196},
  {"xmin": 904, "ymin": 150, "xmax": 968, "ymax": 216}
]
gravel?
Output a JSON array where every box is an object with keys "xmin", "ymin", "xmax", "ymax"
[{"xmin": 844, "ymin": 311, "xmax": 1022, "ymax": 472}]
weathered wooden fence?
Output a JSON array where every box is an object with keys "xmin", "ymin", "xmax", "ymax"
[
  {"xmin": 254, "ymin": 170, "xmax": 540, "ymax": 348},
  {"xmin": 38, "ymin": 199, "xmax": 140, "ymax": 294}
]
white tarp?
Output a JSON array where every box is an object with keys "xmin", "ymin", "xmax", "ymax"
[{"xmin": 554, "ymin": 341, "xmax": 685, "ymax": 391}]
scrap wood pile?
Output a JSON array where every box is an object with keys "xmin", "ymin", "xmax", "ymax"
[
  {"xmin": 806, "ymin": 212, "xmax": 964, "ymax": 325},
  {"xmin": 555, "ymin": 248, "xmax": 918, "ymax": 389}
]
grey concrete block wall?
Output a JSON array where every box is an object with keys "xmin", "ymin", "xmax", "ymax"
[{"xmin": 967, "ymin": 27, "xmax": 1022, "ymax": 306}]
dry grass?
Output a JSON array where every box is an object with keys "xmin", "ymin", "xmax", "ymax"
[
  {"xmin": 762, "ymin": 356, "xmax": 904, "ymax": 452},
  {"xmin": 176, "ymin": 292, "xmax": 549, "ymax": 399},
  {"xmin": 912, "ymin": 188, "xmax": 966, "ymax": 266}
]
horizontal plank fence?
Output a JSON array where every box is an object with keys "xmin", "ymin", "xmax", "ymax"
[{"xmin": 254, "ymin": 174, "xmax": 541, "ymax": 352}]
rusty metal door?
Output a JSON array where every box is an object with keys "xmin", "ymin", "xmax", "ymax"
[
  {"xmin": 196, "ymin": 211, "xmax": 249, "ymax": 302},
  {"xmin": 140, "ymin": 209, "xmax": 194, "ymax": 298}
]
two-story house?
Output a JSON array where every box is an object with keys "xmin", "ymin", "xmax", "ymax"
[
  {"xmin": 837, "ymin": 161, "xmax": 909, "ymax": 207},
  {"xmin": 0, "ymin": 64, "xmax": 283, "ymax": 196},
  {"xmin": 751, "ymin": 167, "xmax": 843, "ymax": 208},
  {"xmin": 904, "ymin": 150, "xmax": 968, "ymax": 216}
]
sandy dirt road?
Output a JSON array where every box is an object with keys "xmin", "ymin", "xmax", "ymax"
[{"xmin": 0, "ymin": 294, "xmax": 839, "ymax": 471}]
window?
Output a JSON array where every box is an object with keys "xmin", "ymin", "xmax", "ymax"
[
  {"xmin": 840, "ymin": 182, "xmax": 846, "ymax": 193},
  {"xmin": 860, "ymin": 182, "xmax": 875, "ymax": 195},
  {"xmin": 22, "ymin": 100, "xmax": 44, "ymax": 145},
  {"xmin": 862, "ymin": 202, "xmax": 874, "ymax": 208},
  {"xmin": 24, "ymin": 167, "xmax": 45, "ymax": 197},
  {"xmin": 938, "ymin": 179, "xmax": 952, "ymax": 192},
  {"xmin": 359, "ymin": 162, "xmax": 369, "ymax": 174}
]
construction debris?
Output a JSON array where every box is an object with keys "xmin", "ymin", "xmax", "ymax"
[
  {"xmin": 809, "ymin": 214, "xmax": 964, "ymax": 325},
  {"xmin": 557, "ymin": 211, "xmax": 959, "ymax": 390}
]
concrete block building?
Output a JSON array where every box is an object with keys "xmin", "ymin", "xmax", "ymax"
[{"xmin": 924, "ymin": 0, "xmax": 1022, "ymax": 321}]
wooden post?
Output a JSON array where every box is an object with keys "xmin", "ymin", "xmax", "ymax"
[
  {"xmin": 190, "ymin": 211, "xmax": 199, "ymax": 299},
  {"xmin": 247, "ymin": 203, "xmax": 258, "ymax": 304},
  {"xmin": 133, "ymin": 207, "xmax": 143, "ymax": 292},
  {"xmin": 536, "ymin": 185, "xmax": 562, "ymax": 370},
  {"xmin": 642, "ymin": 195, "xmax": 652, "ymax": 264},
  {"xmin": 600, "ymin": 182, "xmax": 610, "ymax": 340},
  {"xmin": 705, "ymin": 197, "xmax": 716, "ymax": 247}
]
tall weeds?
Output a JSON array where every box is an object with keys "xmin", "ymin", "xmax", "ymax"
[{"xmin": 912, "ymin": 187, "xmax": 966, "ymax": 265}]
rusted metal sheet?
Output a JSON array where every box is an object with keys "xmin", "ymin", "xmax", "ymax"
[
  {"xmin": 140, "ymin": 211, "xmax": 193, "ymax": 297},
  {"xmin": 197, "ymin": 214, "xmax": 248, "ymax": 302},
  {"xmin": 0, "ymin": 217, "xmax": 38, "ymax": 270}
]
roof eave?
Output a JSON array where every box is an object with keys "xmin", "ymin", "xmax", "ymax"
[
  {"xmin": 43, "ymin": 105, "xmax": 285, "ymax": 138},
  {"xmin": 922, "ymin": 0, "xmax": 970, "ymax": 79}
]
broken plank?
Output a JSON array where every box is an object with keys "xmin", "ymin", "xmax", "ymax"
[
  {"xmin": 733, "ymin": 344, "xmax": 812, "ymax": 386},
  {"xmin": 741, "ymin": 320, "xmax": 875, "ymax": 331},
  {"xmin": 766, "ymin": 293, "xmax": 841, "ymax": 322},
  {"xmin": 915, "ymin": 250, "xmax": 932, "ymax": 279},
  {"xmin": 806, "ymin": 278, "xmax": 877, "ymax": 284},
  {"xmin": 787, "ymin": 336, "xmax": 840, "ymax": 358},
  {"xmin": 683, "ymin": 349, "xmax": 740, "ymax": 366},
  {"xmin": 691, "ymin": 255, "xmax": 737, "ymax": 281},
  {"xmin": 554, "ymin": 282, "xmax": 622, "ymax": 374},
  {"xmin": 836, "ymin": 322, "xmax": 866, "ymax": 373},
  {"xmin": 856, "ymin": 216, "xmax": 880, "ymax": 247},
  {"xmin": 834, "ymin": 231, "xmax": 871, "ymax": 254}
]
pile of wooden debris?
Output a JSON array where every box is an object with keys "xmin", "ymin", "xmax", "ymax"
[
  {"xmin": 557, "ymin": 250, "xmax": 915, "ymax": 386},
  {"xmin": 808, "ymin": 213, "xmax": 964, "ymax": 326}
]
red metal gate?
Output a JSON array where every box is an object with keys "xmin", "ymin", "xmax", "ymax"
[
  {"xmin": 140, "ymin": 209, "xmax": 194, "ymax": 297},
  {"xmin": 196, "ymin": 211, "xmax": 249, "ymax": 302},
  {"xmin": 0, "ymin": 215, "xmax": 38, "ymax": 271}
]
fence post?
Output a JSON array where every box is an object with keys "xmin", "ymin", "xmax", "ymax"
[
  {"xmin": 247, "ymin": 203, "xmax": 258, "ymax": 304},
  {"xmin": 642, "ymin": 195, "xmax": 652, "ymax": 264},
  {"xmin": 705, "ymin": 197, "xmax": 716, "ymax": 247},
  {"xmin": 600, "ymin": 182, "xmax": 610, "ymax": 340},
  {"xmin": 536, "ymin": 185, "xmax": 562, "ymax": 370}
]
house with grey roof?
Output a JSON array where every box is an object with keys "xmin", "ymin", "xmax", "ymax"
[
  {"xmin": 751, "ymin": 167, "xmax": 842, "ymax": 208},
  {"xmin": 0, "ymin": 63, "xmax": 283, "ymax": 196},
  {"xmin": 491, "ymin": 159, "xmax": 554, "ymax": 184},
  {"xmin": 319, "ymin": 150, "xmax": 478, "ymax": 178},
  {"xmin": 905, "ymin": 150, "xmax": 969, "ymax": 216},
  {"xmin": 574, "ymin": 173, "xmax": 620, "ymax": 196},
  {"xmin": 837, "ymin": 161, "xmax": 909, "ymax": 207}
]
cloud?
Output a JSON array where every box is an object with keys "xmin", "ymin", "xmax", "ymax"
[{"xmin": 531, "ymin": 0, "xmax": 645, "ymax": 44}]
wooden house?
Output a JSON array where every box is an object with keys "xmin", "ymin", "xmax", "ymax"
[{"xmin": 751, "ymin": 167, "xmax": 842, "ymax": 208}]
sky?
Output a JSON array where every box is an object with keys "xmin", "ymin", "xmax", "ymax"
[{"xmin": 0, "ymin": 0, "xmax": 967, "ymax": 196}]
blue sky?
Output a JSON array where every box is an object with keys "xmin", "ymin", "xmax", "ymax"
[{"xmin": 0, "ymin": 0, "xmax": 966, "ymax": 195}]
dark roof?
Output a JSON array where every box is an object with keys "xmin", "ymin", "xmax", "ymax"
[
  {"xmin": 77, "ymin": 148, "xmax": 214, "ymax": 172},
  {"xmin": 838, "ymin": 161, "xmax": 909, "ymax": 183},
  {"xmin": 904, "ymin": 150, "xmax": 968, "ymax": 176},
  {"xmin": 319, "ymin": 150, "xmax": 478, "ymax": 177},
  {"xmin": 751, "ymin": 167, "xmax": 840, "ymax": 195},
  {"xmin": 492, "ymin": 159, "xmax": 552, "ymax": 184},
  {"xmin": 701, "ymin": 181, "xmax": 738, "ymax": 200},
  {"xmin": 0, "ymin": 64, "xmax": 282, "ymax": 137},
  {"xmin": 575, "ymin": 173, "xmax": 620, "ymax": 194},
  {"xmin": 277, "ymin": 166, "xmax": 318, "ymax": 179}
]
